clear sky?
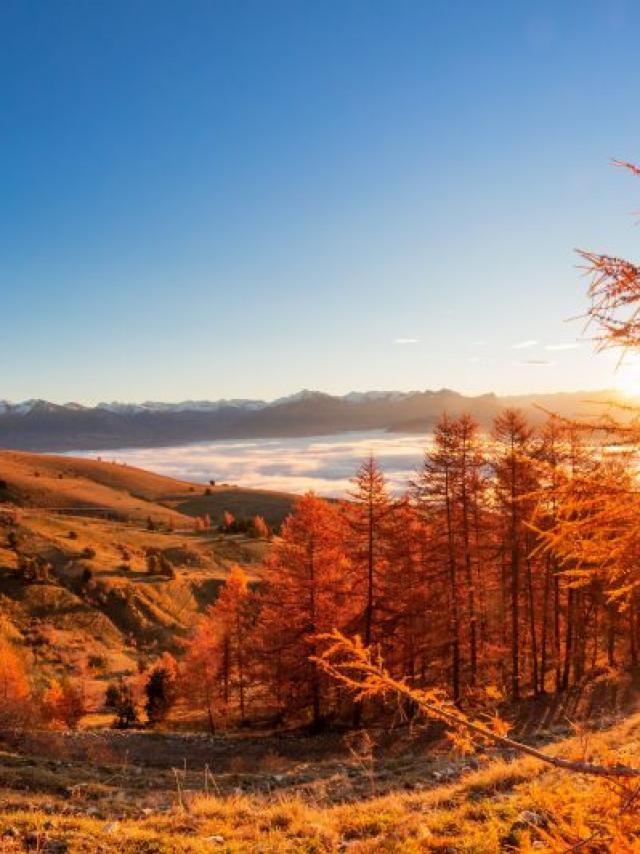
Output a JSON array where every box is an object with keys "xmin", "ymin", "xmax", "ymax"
[{"xmin": 2, "ymin": 0, "xmax": 639, "ymax": 405}]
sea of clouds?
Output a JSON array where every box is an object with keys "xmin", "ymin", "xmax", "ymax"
[{"xmin": 74, "ymin": 430, "xmax": 429, "ymax": 497}]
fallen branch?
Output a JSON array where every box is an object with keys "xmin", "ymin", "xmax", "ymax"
[{"xmin": 314, "ymin": 630, "xmax": 640, "ymax": 779}]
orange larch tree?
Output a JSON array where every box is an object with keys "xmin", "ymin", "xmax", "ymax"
[{"xmin": 257, "ymin": 493, "xmax": 351, "ymax": 729}]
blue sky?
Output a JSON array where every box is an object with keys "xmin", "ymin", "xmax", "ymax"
[{"xmin": 2, "ymin": 0, "xmax": 639, "ymax": 404}]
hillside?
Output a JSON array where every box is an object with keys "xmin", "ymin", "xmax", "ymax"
[
  {"xmin": 0, "ymin": 453, "xmax": 295, "ymax": 699},
  {"xmin": 0, "ymin": 450, "xmax": 295, "ymax": 526},
  {"xmin": 0, "ymin": 388, "xmax": 622, "ymax": 451}
]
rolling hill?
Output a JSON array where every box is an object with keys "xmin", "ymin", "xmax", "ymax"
[{"xmin": 0, "ymin": 452, "xmax": 296, "ymax": 699}]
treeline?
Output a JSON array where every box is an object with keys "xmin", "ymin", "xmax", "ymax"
[
  {"xmin": 2, "ymin": 408, "xmax": 637, "ymax": 733},
  {"xmin": 173, "ymin": 408, "xmax": 640, "ymax": 731}
]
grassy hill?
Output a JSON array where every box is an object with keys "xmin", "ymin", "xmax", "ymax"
[
  {"xmin": 0, "ymin": 452, "xmax": 296, "ymax": 700},
  {"xmin": 0, "ymin": 450, "xmax": 296, "ymax": 527}
]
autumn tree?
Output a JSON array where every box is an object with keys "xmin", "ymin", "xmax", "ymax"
[
  {"xmin": 182, "ymin": 616, "xmax": 220, "ymax": 733},
  {"xmin": 208, "ymin": 565, "xmax": 254, "ymax": 722},
  {"xmin": 257, "ymin": 493, "xmax": 351, "ymax": 729},
  {"xmin": 492, "ymin": 409, "xmax": 538, "ymax": 699},
  {"xmin": 43, "ymin": 677, "xmax": 86, "ymax": 729},
  {"xmin": 252, "ymin": 515, "xmax": 270, "ymax": 539},
  {"xmin": 0, "ymin": 635, "xmax": 32, "ymax": 728},
  {"xmin": 182, "ymin": 565, "xmax": 255, "ymax": 728},
  {"xmin": 414, "ymin": 414, "xmax": 487, "ymax": 701}
]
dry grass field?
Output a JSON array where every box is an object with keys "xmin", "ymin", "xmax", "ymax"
[{"xmin": 0, "ymin": 693, "xmax": 638, "ymax": 852}]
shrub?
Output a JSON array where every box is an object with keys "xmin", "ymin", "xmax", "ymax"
[
  {"xmin": 112, "ymin": 682, "xmax": 138, "ymax": 729},
  {"xmin": 81, "ymin": 546, "xmax": 96, "ymax": 559},
  {"xmin": 105, "ymin": 682, "xmax": 121, "ymax": 708},
  {"xmin": 144, "ymin": 653, "xmax": 179, "ymax": 725}
]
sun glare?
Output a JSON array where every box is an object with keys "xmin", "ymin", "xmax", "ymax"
[{"xmin": 615, "ymin": 362, "xmax": 640, "ymax": 398}]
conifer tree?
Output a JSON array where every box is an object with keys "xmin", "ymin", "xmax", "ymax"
[
  {"xmin": 492, "ymin": 408, "xmax": 538, "ymax": 699},
  {"xmin": 144, "ymin": 652, "xmax": 179, "ymax": 725},
  {"xmin": 257, "ymin": 493, "xmax": 350, "ymax": 728}
]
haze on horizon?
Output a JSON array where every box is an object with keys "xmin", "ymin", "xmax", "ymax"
[{"xmin": 2, "ymin": 1, "xmax": 640, "ymax": 405}]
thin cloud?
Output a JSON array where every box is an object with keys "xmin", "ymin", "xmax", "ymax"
[
  {"xmin": 468, "ymin": 355, "xmax": 496, "ymax": 364},
  {"xmin": 512, "ymin": 339, "xmax": 539, "ymax": 350},
  {"xmin": 545, "ymin": 342, "xmax": 579, "ymax": 351},
  {"xmin": 393, "ymin": 337, "xmax": 420, "ymax": 345},
  {"xmin": 514, "ymin": 359, "xmax": 555, "ymax": 367}
]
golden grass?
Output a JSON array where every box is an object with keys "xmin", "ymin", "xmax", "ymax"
[{"xmin": 3, "ymin": 713, "xmax": 639, "ymax": 852}]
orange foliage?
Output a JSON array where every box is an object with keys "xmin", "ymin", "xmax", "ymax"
[{"xmin": 0, "ymin": 635, "xmax": 32, "ymax": 727}]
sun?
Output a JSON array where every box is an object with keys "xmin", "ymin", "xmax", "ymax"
[{"xmin": 614, "ymin": 362, "xmax": 640, "ymax": 398}]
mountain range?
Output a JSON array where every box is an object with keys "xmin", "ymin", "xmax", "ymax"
[{"xmin": 0, "ymin": 388, "xmax": 622, "ymax": 452}]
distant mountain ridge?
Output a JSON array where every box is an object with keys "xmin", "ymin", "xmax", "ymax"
[{"xmin": 0, "ymin": 388, "xmax": 621, "ymax": 452}]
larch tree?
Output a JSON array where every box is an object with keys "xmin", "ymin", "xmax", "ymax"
[
  {"xmin": 346, "ymin": 456, "xmax": 394, "ymax": 649},
  {"xmin": 257, "ymin": 493, "xmax": 351, "ymax": 729},
  {"xmin": 182, "ymin": 565, "xmax": 255, "ymax": 729},
  {"xmin": 492, "ymin": 408, "xmax": 538, "ymax": 700},
  {"xmin": 208, "ymin": 565, "xmax": 254, "ymax": 723},
  {"xmin": 414, "ymin": 414, "xmax": 487, "ymax": 702},
  {"xmin": 0, "ymin": 635, "xmax": 32, "ymax": 728},
  {"xmin": 182, "ymin": 614, "xmax": 220, "ymax": 734}
]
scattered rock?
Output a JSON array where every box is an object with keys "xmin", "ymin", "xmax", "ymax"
[
  {"xmin": 517, "ymin": 810, "xmax": 544, "ymax": 827},
  {"xmin": 203, "ymin": 835, "xmax": 225, "ymax": 845}
]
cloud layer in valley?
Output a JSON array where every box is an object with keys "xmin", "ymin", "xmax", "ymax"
[{"xmin": 74, "ymin": 431, "xmax": 429, "ymax": 497}]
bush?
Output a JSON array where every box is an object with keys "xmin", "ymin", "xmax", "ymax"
[
  {"xmin": 110, "ymin": 682, "xmax": 138, "ymax": 728},
  {"xmin": 144, "ymin": 654, "xmax": 178, "ymax": 725},
  {"xmin": 81, "ymin": 546, "xmax": 96, "ymax": 559},
  {"xmin": 67, "ymin": 530, "xmax": 78, "ymax": 540},
  {"xmin": 105, "ymin": 682, "xmax": 121, "ymax": 709}
]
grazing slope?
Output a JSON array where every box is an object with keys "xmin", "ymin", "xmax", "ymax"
[{"xmin": 0, "ymin": 453, "xmax": 295, "ymax": 696}]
